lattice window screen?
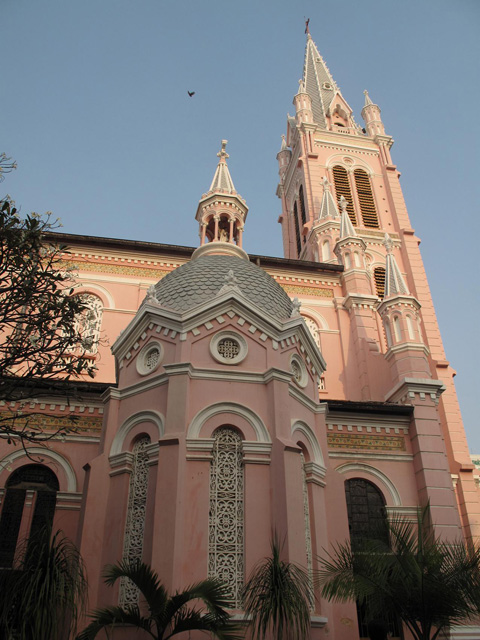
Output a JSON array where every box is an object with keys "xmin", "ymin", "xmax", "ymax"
[
  {"xmin": 119, "ymin": 436, "xmax": 150, "ymax": 606},
  {"xmin": 75, "ymin": 294, "xmax": 103, "ymax": 354},
  {"xmin": 208, "ymin": 427, "xmax": 244, "ymax": 608},
  {"xmin": 300, "ymin": 452, "xmax": 314, "ymax": 608}
]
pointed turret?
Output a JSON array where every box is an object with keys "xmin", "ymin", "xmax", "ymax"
[
  {"xmin": 318, "ymin": 178, "xmax": 339, "ymax": 221},
  {"xmin": 361, "ymin": 90, "xmax": 386, "ymax": 137},
  {"xmin": 384, "ymin": 234, "xmax": 409, "ymax": 297},
  {"xmin": 377, "ymin": 234, "xmax": 429, "ymax": 383},
  {"xmin": 338, "ymin": 196, "xmax": 357, "ymax": 239},
  {"xmin": 195, "ymin": 141, "xmax": 249, "ymax": 260},
  {"xmin": 208, "ymin": 140, "xmax": 236, "ymax": 194}
]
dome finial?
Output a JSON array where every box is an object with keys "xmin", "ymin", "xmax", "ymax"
[{"xmin": 217, "ymin": 139, "xmax": 229, "ymax": 163}]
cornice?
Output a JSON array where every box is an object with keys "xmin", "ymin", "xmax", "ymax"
[
  {"xmin": 386, "ymin": 377, "xmax": 445, "ymax": 405},
  {"xmin": 289, "ymin": 386, "xmax": 327, "ymax": 413},
  {"xmin": 343, "ymin": 293, "xmax": 379, "ymax": 311},
  {"xmin": 385, "ymin": 342, "xmax": 430, "ymax": 360}
]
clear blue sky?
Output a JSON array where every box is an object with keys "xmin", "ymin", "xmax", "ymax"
[{"xmin": 3, "ymin": 1, "xmax": 480, "ymax": 448}]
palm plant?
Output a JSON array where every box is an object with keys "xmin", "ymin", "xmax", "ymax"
[
  {"xmin": 317, "ymin": 506, "xmax": 480, "ymax": 640},
  {"xmin": 242, "ymin": 536, "xmax": 313, "ymax": 640},
  {"xmin": 77, "ymin": 560, "xmax": 242, "ymax": 640},
  {"xmin": 0, "ymin": 529, "xmax": 88, "ymax": 640}
]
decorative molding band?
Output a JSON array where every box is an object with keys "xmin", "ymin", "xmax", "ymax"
[
  {"xmin": 329, "ymin": 451, "xmax": 413, "ymax": 462},
  {"xmin": 311, "ymin": 616, "xmax": 328, "ymax": 628},
  {"xmin": 327, "ymin": 432, "xmax": 406, "ymax": 452},
  {"xmin": 343, "ymin": 293, "xmax": 379, "ymax": 311},
  {"xmin": 304, "ymin": 461, "xmax": 327, "ymax": 486},
  {"xmin": 109, "ymin": 451, "xmax": 134, "ymax": 476},
  {"xmin": 386, "ymin": 377, "xmax": 446, "ymax": 405},
  {"xmin": 385, "ymin": 505, "xmax": 419, "ymax": 520},
  {"xmin": 56, "ymin": 491, "xmax": 83, "ymax": 510},
  {"xmin": 385, "ymin": 342, "xmax": 430, "ymax": 360}
]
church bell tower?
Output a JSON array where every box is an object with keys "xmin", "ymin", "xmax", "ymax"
[{"xmin": 276, "ymin": 29, "xmax": 479, "ymax": 541}]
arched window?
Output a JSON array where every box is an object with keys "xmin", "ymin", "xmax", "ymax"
[
  {"xmin": 406, "ymin": 315, "xmax": 415, "ymax": 341},
  {"xmin": 293, "ymin": 202, "xmax": 302, "ymax": 257},
  {"xmin": 354, "ymin": 169, "xmax": 379, "ymax": 228},
  {"xmin": 345, "ymin": 478, "xmax": 387, "ymax": 546},
  {"xmin": 0, "ymin": 464, "xmax": 59, "ymax": 568},
  {"xmin": 332, "ymin": 165, "xmax": 357, "ymax": 225},
  {"xmin": 354, "ymin": 251, "xmax": 361, "ymax": 267},
  {"xmin": 303, "ymin": 316, "xmax": 321, "ymax": 349},
  {"xmin": 119, "ymin": 436, "xmax": 151, "ymax": 606},
  {"xmin": 321, "ymin": 239, "xmax": 330, "ymax": 262},
  {"xmin": 384, "ymin": 321, "xmax": 393, "ymax": 348},
  {"xmin": 345, "ymin": 479, "xmax": 399, "ymax": 638},
  {"xmin": 393, "ymin": 316, "xmax": 401, "ymax": 342},
  {"xmin": 74, "ymin": 294, "xmax": 103, "ymax": 354},
  {"xmin": 374, "ymin": 267, "xmax": 386, "ymax": 299},
  {"xmin": 344, "ymin": 252, "xmax": 351, "ymax": 269},
  {"xmin": 208, "ymin": 427, "xmax": 244, "ymax": 608},
  {"xmin": 299, "ymin": 185, "xmax": 307, "ymax": 226}
]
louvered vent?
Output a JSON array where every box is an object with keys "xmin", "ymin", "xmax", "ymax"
[
  {"xmin": 332, "ymin": 165, "xmax": 357, "ymax": 225},
  {"xmin": 374, "ymin": 267, "xmax": 386, "ymax": 299},
  {"xmin": 294, "ymin": 202, "xmax": 302, "ymax": 256},
  {"xmin": 354, "ymin": 169, "xmax": 379, "ymax": 228}
]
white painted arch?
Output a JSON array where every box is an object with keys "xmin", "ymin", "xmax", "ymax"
[
  {"xmin": 110, "ymin": 410, "xmax": 165, "ymax": 456},
  {"xmin": 292, "ymin": 420, "xmax": 325, "ymax": 467},
  {"xmin": 188, "ymin": 402, "xmax": 271, "ymax": 443},
  {"xmin": 334, "ymin": 462, "xmax": 401, "ymax": 506},
  {"xmin": 0, "ymin": 448, "xmax": 77, "ymax": 492},
  {"xmin": 73, "ymin": 282, "xmax": 115, "ymax": 309}
]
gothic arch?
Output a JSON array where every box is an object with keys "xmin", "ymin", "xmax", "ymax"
[
  {"xmin": 334, "ymin": 462, "xmax": 401, "ymax": 506},
  {"xmin": 110, "ymin": 410, "xmax": 164, "ymax": 457},
  {"xmin": 0, "ymin": 448, "xmax": 77, "ymax": 492},
  {"xmin": 188, "ymin": 402, "xmax": 270, "ymax": 443}
]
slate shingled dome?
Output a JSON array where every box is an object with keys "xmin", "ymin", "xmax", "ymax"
[{"xmin": 154, "ymin": 254, "xmax": 293, "ymax": 319}]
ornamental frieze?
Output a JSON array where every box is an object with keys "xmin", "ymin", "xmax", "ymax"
[{"xmin": 327, "ymin": 432, "xmax": 406, "ymax": 451}]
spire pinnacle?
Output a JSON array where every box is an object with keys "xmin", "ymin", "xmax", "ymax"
[
  {"xmin": 363, "ymin": 90, "xmax": 374, "ymax": 107},
  {"xmin": 318, "ymin": 177, "xmax": 340, "ymax": 220},
  {"xmin": 384, "ymin": 234, "xmax": 409, "ymax": 297},
  {"xmin": 280, "ymin": 134, "xmax": 288, "ymax": 151},
  {"xmin": 339, "ymin": 197, "xmax": 356, "ymax": 238},
  {"xmin": 209, "ymin": 140, "xmax": 236, "ymax": 194}
]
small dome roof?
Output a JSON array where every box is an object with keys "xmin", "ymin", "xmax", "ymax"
[{"xmin": 154, "ymin": 254, "xmax": 293, "ymax": 319}]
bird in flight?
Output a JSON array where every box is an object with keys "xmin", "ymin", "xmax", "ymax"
[{"xmin": 188, "ymin": 91, "xmax": 195, "ymax": 97}]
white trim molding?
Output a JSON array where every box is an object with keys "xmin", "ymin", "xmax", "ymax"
[
  {"xmin": 110, "ymin": 410, "xmax": 165, "ymax": 457},
  {"xmin": 0, "ymin": 448, "xmax": 77, "ymax": 492},
  {"xmin": 187, "ymin": 402, "xmax": 271, "ymax": 443},
  {"xmin": 334, "ymin": 462, "xmax": 401, "ymax": 506}
]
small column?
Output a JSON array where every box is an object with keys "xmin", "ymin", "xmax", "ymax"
[
  {"xmin": 229, "ymin": 217, "xmax": 234, "ymax": 242},
  {"xmin": 213, "ymin": 215, "xmax": 220, "ymax": 242},
  {"xmin": 200, "ymin": 222, "xmax": 207, "ymax": 245}
]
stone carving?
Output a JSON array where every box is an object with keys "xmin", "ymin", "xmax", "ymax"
[
  {"xmin": 300, "ymin": 452, "xmax": 314, "ymax": 609},
  {"xmin": 208, "ymin": 427, "xmax": 244, "ymax": 607},
  {"xmin": 119, "ymin": 436, "xmax": 150, "ymax": 606},
  {"xmin": 75, "ymin": 294, "xmax": 103, "ymax": 354},
  {"xmin": 291, "ymin": 297, "xmax": 302, "ymax": 316}
]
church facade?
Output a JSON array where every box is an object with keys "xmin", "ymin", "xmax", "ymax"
[{"xmin": 0, "ymin": 32, "xmax": 479, "ymax": 639}]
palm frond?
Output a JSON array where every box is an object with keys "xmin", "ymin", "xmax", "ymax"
[
  {"xmin": 243, "ymin": 536, "xmax": 313, "ymax": 640},
  {"xmin": 317, "ymin": 505, "xmax": 480, "ymax": 640},
  {"xmin": 77, "ymin": 605, "xmax": 154, "ymax": 640},
  {"xmin": 102, "ymin": 560, "xmax": 168, "ymax": 614},
  {"xmin": 164, "ymin": 608, "xmax": 243, "ymax": 640},
  {"xmin": 1, "ymin": 529, "xmax": 87, "ymax": 640}
]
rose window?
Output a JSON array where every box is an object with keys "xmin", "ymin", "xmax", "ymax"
[
  {"xmin": 217, "ymin": 338, "xmax": 240, "ymax": 360},
  {"xmin": 145, "ymin": 348, "xmax": 160, "ymax": 371},
  {"xmin": 291, "ymin": 360, "xmax": 302, "ymax": 382}
]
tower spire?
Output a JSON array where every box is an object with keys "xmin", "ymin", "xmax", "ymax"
[
  {"xmin": 195, "ymin": 141, "xmax": 248, "ymax": 257},
  {"xmin": 318, "ymin": 177, "xmax": 339, "ymax": 220}
]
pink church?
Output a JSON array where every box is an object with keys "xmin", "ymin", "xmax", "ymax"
[{"xmin": 1, "ymin": 32, "xmax": 479, "ymax": 640}]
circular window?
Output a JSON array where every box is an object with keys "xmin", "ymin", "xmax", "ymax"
[
  {"xmin": 210, "ymin": 331, "xmax": 247, "ymax": 365},
  {"xmin": 290, "ymin": 354, "xmax": 308, "ymax": 388},
  {"xmin": 322, "ymin": 82, "xmax": 333, "ymax": 90},
  {"xmin": 136, "ymin": 341, "xmax": 163, "ymax": 376}
]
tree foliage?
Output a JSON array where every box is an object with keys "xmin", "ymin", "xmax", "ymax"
[
  {"xmin": 242, "ymin": 536, "xmax": 313, "ymax": 640},
  {"xmin": 0, "ymin": 154, "xmax": 97, "ymax": 446},
  {"xmin": 0, "ymin": 529, "xmax": 88, "ymax": 640},
  {"xmin": 317, "ymin": 506, "xmax": 480, "ymax": 640},
  {"xmin": 77, "ymin": 560, "xmax": 242, "ymax": 640}
]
